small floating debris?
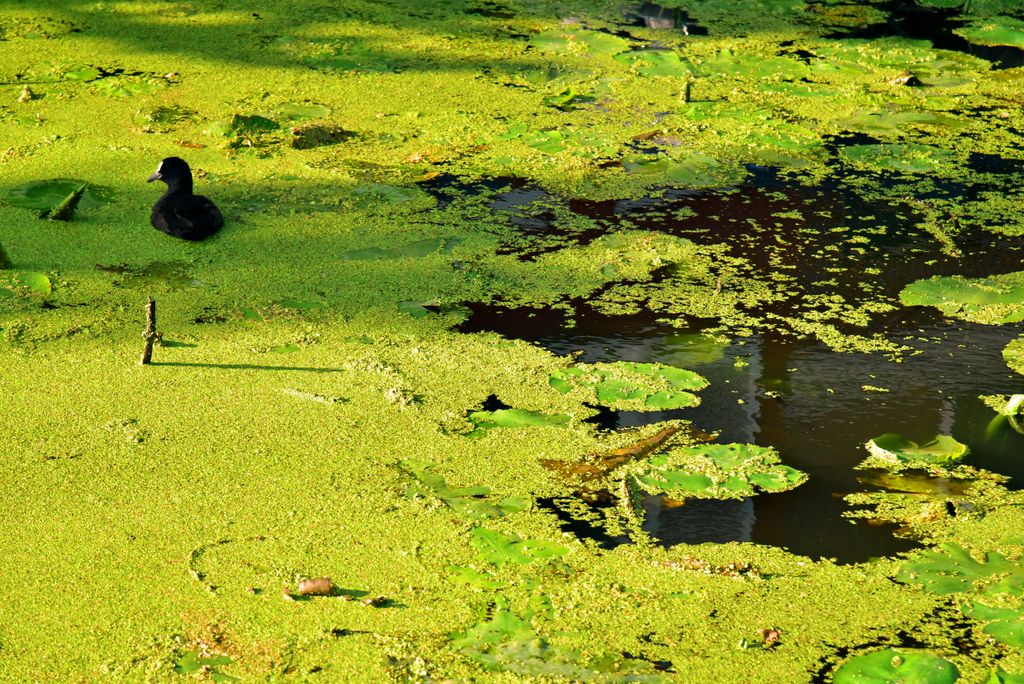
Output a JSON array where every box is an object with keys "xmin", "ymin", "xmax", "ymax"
[{"xmin": 297, "ymin": 577, "xmax": 334, "ymax": 596}]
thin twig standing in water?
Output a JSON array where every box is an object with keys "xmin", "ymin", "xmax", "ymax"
[
  {"xmin": 43, "ymin": 183, "xmax": 87, "ymax": 221},
  {"xmin": 140, "ymin": 297, "xmax": 158, "ymax": 364}
]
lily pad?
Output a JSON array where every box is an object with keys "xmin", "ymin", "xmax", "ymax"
[
  {"xmin": 965, "ymin": 603, "xmax": 1024, "ymax": 649},
  {"xmin": 92, "ymin": 78, "xmax": 164, "ymax": 98},
  {"xmin": 551, "ymin": 361, "xmax": 707, "ymax": 410},
  {"xmin": 900, "ymin": 272, "xmax": 1024, "ymax": 324},
  {"xmin": 698, "ymin": 51, "xmax": 810, "ymax": 80},
  {"xmin": 274, "ymin": 101, "xmax": 331, "ymax": 121},
  {"xmin": 832, "ymin": 649, "xmax": 959, "ymax": 684},
  {"xmin": 1005, "ymin": 338, "xmax": 1024, "ymax": 375},
  {"xmin": 401, "ymin": 459, "xmax": 513, "ymax": 519},
  {"xmin": 628, "ymin": 443, "xmax": 807, "ymax": 501},
  {"xmin": 529, "ymin": 29, "xmax": 629, "ymax": 56},
  {"xmin": 350, "ymin": 183, "xmax": 435, "ymax": 210},
  {"xmin": 986, "ymin": 667, "xmax": 1024, "ymax": 684},
  {"xmin": 467, "ymin": 409, "xmax": 570, "ymax": 436},
  {"xmin": 446, "ymin": 565, "xmax": 505, "ymax": 591},
  {"xmin": 6, "ymin": 179, "xmax": 107, "ymax": 211},
  {"xmin": 174, "ymin": 650, "xmax": 237, "ymax": 681},
  {"xmin": 981, "ymin": 394, "xmax": 1024, "ymax": 417},
  {"xmin": 452, "ymin": 597, "xmax": 665, "ymax": 680},
  {"xmin": 340, "ymin": 237, "xmax": 445, "ymax": 261},
  {"xmin": 0, "ymin": 271, "xmax": 51, "ymax": 296},
  {"xmin": 837, "ymin": 110, "xmax": 964, "ymax": 135},
  {"xmin": 623, "ymin": 152, "xmax": 747, "ymax": 188},
  {"xmin": 469, "ymin": 528, "xmax": 568, "ymax": 567},
  {"xmin": 865, "ymin": 434, "xmax": 968, "ymax": 469},
  {"xmin": 397, "ymin": 300, "xmax": 432, "ymax": 318},
  {"xmin": 522, "ymin": 130, "xmax": 567, "ymax": 154},
  {"xmin": 897, "ymin": 542, "xmax": 1014, "ymax": 594},
  {"xmin": 840, "ymin": 143, "xmax": 955, "ymax": 173},
  {"xmin": 63, "ymin": 66, "xmax": 101, "ymax": 81},
  {"xmin": 955, "ymin": 17, "xmax": 1024, "ymax": 48},
  {"xmin": 614, "ymin": 50, "xmax": 691, "ymax": 77}
]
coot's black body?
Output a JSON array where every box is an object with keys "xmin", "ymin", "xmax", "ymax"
[{"xmin": 148, "ymin": 157, "xmax": 224, "ymax": 240}]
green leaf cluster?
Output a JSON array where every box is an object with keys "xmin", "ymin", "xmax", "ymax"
[
  {"xmin": 832, "ymin": 648, "xmax": 959, "ymax": 684},
  {"xmin": 627, "ymin": 443, "xmax": 807, "ymax": 500},
  {"xmin": 863, "ymin": 434, "xmax": 969, "ymax": 470},
  {"xmin": 900, "ymin": 272, "xmax": 1024, "ymax": 325},
  {"xmin": 400, "ymin": 460, "xmax": 526, "ymax": 520},
  {"xmin": 550, "ymin": 361, "xmax": 707, "ymax": 410}
]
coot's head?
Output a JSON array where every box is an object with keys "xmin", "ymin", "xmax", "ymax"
[{"xmin": 147, "ymin": 157, "xmax": 192, "ymax": 184}]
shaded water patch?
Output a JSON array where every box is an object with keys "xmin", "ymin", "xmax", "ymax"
[
  {"xmin": 819, "ymin": 0, "xmax": 1024, "ymax": 69},
  {"xmin": 628, "ymin": 3, "xmax": 708, "ymax": 34},
  {"xmin": 463, "ymin": 299, "xmax": 1024, "ymax": 562}
]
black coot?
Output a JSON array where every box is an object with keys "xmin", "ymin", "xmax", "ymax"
[{"xmin": 148, "ymin": 157, "xmax": 223, "ymax": 240}]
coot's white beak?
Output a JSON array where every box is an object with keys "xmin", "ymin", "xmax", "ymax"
[{"xmin": 147, "ymin": 171, "xmax": 161, "ymax": 183}]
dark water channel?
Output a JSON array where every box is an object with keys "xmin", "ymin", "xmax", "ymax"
[{"xmin": 459, "ymin": 174, "xmax": 1024, "ymax": 563}]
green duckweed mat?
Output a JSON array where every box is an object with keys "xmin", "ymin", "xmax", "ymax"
[{"xmin": 3, "ymin": 0, "xmax": 1024, "ymax": 681}]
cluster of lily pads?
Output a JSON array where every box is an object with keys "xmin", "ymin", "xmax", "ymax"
[{"xmin": 624, "ymin": 443, "xmax": 807, "ymax": 501}]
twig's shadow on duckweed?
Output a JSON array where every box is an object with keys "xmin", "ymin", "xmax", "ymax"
[{"xmin": 150, "ymin": 361, "xmax": 343, "ymax": 373}]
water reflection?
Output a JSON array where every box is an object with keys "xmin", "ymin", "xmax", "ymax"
[{"xmin": 462, "ymin": 304, "xmax": 1024, "ymax": 562}]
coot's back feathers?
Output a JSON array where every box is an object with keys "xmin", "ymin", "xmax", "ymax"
[{"xmin": 148, "ymin": 156, "xmax": 223, "ymax": 240}]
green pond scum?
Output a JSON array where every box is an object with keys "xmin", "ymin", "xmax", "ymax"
[{"xmin": 2, "ymin": 0, "xmax": 1024, "ymax": 681}]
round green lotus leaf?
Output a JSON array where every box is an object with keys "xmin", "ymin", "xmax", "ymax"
[
  {"xmin": 1, "ymin": 271, "xmax": 51, "ymax": 296},
  {"xmin": 530, "ymin": 31, "xmax": 574, "ymax": 53},
  {"xmin": 13, "ymin": 271, "xmax": 51, "ymax": 295},
  {"xmin": 720, "ymin": 476, "xmax": 754, "ymax": 495},
  {"xmin": 1004, "ymin": 337, "xmax": 1024, "ymax": 376},
  {"xmin": 833, "ymin": 648, "xmax": 959, "ymax": 684},
  {"xmin": 523, "ymin": 130, "xmax": 567, "ymax": 154},
  {"xmin": 664, "ymin": 153, "xmax": 748, "ymax": 187},
  {"xmin": 64, "ymin": 66, "xmax": 101, "ymax": 81},
  {"xmin": 596, "ymin": 379, "xmax": 648, "ymax": 404},
  {"xmin": 698, "ymin": 52, "xmax": 810, "ymax": 80},
  {"xmin": 351, "ymin": 183, "xmax": 435, "ymax": 210},
  {"xmin": 900, "ymin": 273, "xmax": 1024, "ymax": 324},
  {"xmin": 644, "ymin": 472, "xmax": 714, "ymax": 493},
  {"xmin": 867, "ymin": 434, "xmax": 968, "ymax": 466},
  {"xmin": 275, "ymin": 102, "xmax": 331, "ymax": 122},
  {"xmin": 748, "ymin": 468, "xmax": 801, "ymax": 491},
  {"xmin": 575, "ymin": 31, "xmax": 630, "ymax": 56},
  {"xmin": 640, "ymin": 363, "xmax": 708, "ymax": 390},
  {"xmin": 644, "ymin": 390, "xmax": 700, "ymax": 409},
  {"xmin": 984, "ymin": 620, "xmax": 1024, "ymax": 649},
  {"xmin": 691, "ymin": 443, "xmax": 770, "ymax": 469},
  {"xmin": 840, "ymin": 144, "xmax": 955, "ymax": 173},
  {"xmin": 468, "ymin": 409, "xmax": 570, "ymax": 431},
  {"xmin": 955, "ymin": 17, "xmax": 1024, "ymax": 48},
  {"xmin": 6, "ymin": 179, "xmax": 108, "ymax": 210},
  {"xmin": 614, "ymin": 50, "xmax": 691, "ymax": 77}
]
